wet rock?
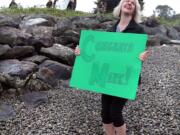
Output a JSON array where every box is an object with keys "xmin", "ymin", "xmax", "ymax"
[
  {"xmin": 0, "ymin": 83, "xmax": 2, "ymax": 93},
  {"xmin": 23, "ymin": 55, "xmax": 48, "ymax": 64},
  {"xmin": 40, "ymin": 44, "xmax": 75, "ymax": 66},
  {"xmin": 52, "ymin": 18, "xmax": 72, "ymax": 36},
  {"xmin": 0, "ymin": 59, "xmax": 38, "ymax": 79},
  {"xmin": 0, "ymin": 44, "xmax": 11, "ymax": 58},
  {"xmin": 0, "ymin": 103, "xmax": 16, "ymax": 121},
  {"xmin": 25, "ymin": 76, "xmax": 52, "ymax": 91},
  {"xmin": 20, "ymin": 14, "xmax": 56, "ymax": 28},
  {"xmin": 20, "ymin": 91, "xmax": 48, "ymax": 108},
  {"xmin": 0, "ymin": 46, "xmax": 34, "ymax": 59},
  {"xmin": 0, "ymin": 60, "xmax": 38, "ymax": 88},
  {"xmin": 39, "ymin": 60, "xmax": 72, "ymax": 80},
  {"xmin": 0, "ymin": 15, "xmax": 21, "ymax": 28},
  {"xmin": 166, "ymin": 26, "xmax": 180, "ymax": 40},
  {"xmin": 0, "ymin": 27, "xmax": 32, "ymax": 46}
]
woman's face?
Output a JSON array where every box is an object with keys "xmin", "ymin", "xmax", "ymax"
[{"xmin": 121, "ymin": 0, "xmax": 136, "ymax": 16}]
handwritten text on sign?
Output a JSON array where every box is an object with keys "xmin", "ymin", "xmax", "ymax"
[{"xmin": 70, "ymin": 30, "xmax": 147, "ymax": 100}]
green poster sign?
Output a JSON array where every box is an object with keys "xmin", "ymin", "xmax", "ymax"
[{"xmin": 70, "ymin": 30, "xmax": 147, "ymax": 100}]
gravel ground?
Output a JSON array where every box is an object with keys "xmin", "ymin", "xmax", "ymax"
[{"xmin": 0, "ymin": 45, "xmax": 179, "ymax": 135}]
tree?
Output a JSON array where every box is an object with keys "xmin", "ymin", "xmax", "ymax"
[
  {"xmin": 153, "ymin": 5, "xmax": 176, "ymax": 19},
  {"xmin": 94, "ymin": 0, "xmax": 144, "ymax": 13}
]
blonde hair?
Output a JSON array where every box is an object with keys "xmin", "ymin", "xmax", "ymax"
[{"xmin": 113, "ymin": 0, "xmax": 142, "ymax": 23}]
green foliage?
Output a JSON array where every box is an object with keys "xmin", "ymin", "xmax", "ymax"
[
  {"xmin": 0, "ymin": 7, "xmax": 91, "ymax": 17},
  {"xmin": 157, "ymin": 16, "xmax": 180, "ymax": 26}
]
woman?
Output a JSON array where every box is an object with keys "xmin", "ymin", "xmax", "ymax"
[{"xmin": 75, "ymin": 0, "xmax": 150, "ymax": 134}]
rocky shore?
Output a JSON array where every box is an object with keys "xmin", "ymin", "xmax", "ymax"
[{"xmin": 1, "ymin": 45, "xmax": 179, "ymax": 134}]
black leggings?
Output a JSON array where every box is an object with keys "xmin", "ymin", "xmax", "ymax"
[{"xmin": 101, "ymin": 94, "xmax": 128, "ymax": 127}]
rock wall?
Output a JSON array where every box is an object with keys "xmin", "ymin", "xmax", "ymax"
[{"xmin": 0, "ymin": 14, "xmax": 180, "ymax": 93}]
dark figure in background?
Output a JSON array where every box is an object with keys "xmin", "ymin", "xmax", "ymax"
[
  {"xmin": 53, "ymin": 0, "xmax": 58, "ymax": 8},
  {"xmin": 67, "ymin": 0, "xmax": 76, "ymax": 10},
  {"xmin": 9, "ymin": 0, "xmax": 18, "ymax": 8},
  {"xmin": 46, "ymin": 0, "xmax": 53, "ymax": 8}
]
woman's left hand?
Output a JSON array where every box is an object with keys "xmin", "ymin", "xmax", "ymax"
[{"xmin": 139, "ymin": 51, "xmax": 150, "ymax": 61}]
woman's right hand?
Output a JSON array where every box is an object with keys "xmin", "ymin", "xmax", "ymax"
[{"xmin": 74, "ymin": 45, "xmax": 81, "ymax": 56}]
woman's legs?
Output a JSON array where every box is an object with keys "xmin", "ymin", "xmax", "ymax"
[
  {"xmin": 101, "ymin": 94, "xmax": 115, "ymax": 135},
  {"xmin": 103, "ymin": 123, "xmax": 115, "ymax": 135},
  {"xmin": 114, "ymin": 124, "xmax": 126, "ymax": 135},
  {"xmin": 110, "ymin": 96, "xmax": 127, "ymax": 135},
  {"xmin": 101, "ymin": 94, "xmax": 127, "ymax": 135}
]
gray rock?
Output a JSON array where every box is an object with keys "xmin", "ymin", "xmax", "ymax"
[
  {"xmin": 151, "ymin": 25, "xmax": 167, "ymax": 36},
  {"xmin": 170, "ymin": 40, "xmax": 180, "ymax": 45},
  {"xmin": 0, "ymin": 46, "xmax": 34, "ymax": 59},
  {"xmin": 20, "ymin": 91, "xmax": 48, "ymax": 108},
  {"xmin": 71, "ymin": 16, "xmax": 100, "ymax": 29},
  {"xmin": 166, "ymin": 26, "xmax": 180, "ymax": 40},
  {"xmin": 24, "ymin": 26, "xmax": 54, "ymax": 48},
  {"xmin": 0, "ymin": 60, "xmax": 38, "ymax": 88},
  {"xmin": 54, "ymin": 29, "xmax": 80, "ymax": 45},
  {"xmin": 0, "ymin": 59, "xmax": 38, "ymax": 79},
  {"xmin": 21, "ymin": 18, "xmax": 48, "ymax": 28},
  {"xmin": 0, "ymin": 15, "xmax": 21, "ymax": 28},
  {"xmin": 147, "ymin": 35, "xmax": 161, "ymax": 46},
  {"xmin": 178, "ymin": 59, "xmax": 180, "ymax": 70},
  {"xmin": 156, "ymin": 34, "xmax": 171, "ymax": 45},
  {"xmin": 142, "ymin": 17, "xmax": 160, "ymax": 27},
  {"xmin": 40, "ymin": 44, "xmax": 75, "ymax": 66},
  {"xmin": 0, "ymin": 44, "xmax": 11, "ymax": 57},
  {"xmin": 173, "ymin": 25, "xmax": 180, "ymax": 32},
  {"xmin": 23, "ymin": 55, "xmax": 48, "ymax": 64},
  {"xmin": 20, "ymin": 14, "xmax": 56, "ymax": 28},
  {"xmin": 0, "ymin": 103, "xmax": 16, "ymax": 121},
  {"xmin": 0, "ymin": 27, "xmax": 32, "ymax": 46},
  {"xmin": 25, "ymin": 76, "xmax": 52, "ymax": 91},
  {"xmin": 95, "ymin": 15, "xmax": 114, "ymax": 23},
  {"xmin": 36, "ymin": 67, "xmax": 58, "ymax": 87},
  {"xmin": 54, "ymin": 35, "xmax": 79, "ymax": 46},
  {"xmin": 29, "ymin": 35, "xmax": 54, "ymax": 49},
  {"xmin": 53, "ymin": 18, "xmax": 72, "ymax": 36},
  {"xmin": 0, "ymin": 83, "xmax": 3, "ymax": 93},
  {"xmin": 39, "ymin": 60, "xmax": 72, "ymax": 81},
  {"xmin": 24, "ymin": 26, "xmax": 53, "ymax": 38},
  {"xmin": 63, "ymin": 29, "xmax": 80, "ymax": 39}
]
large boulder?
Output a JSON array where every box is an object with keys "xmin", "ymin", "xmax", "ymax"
[
  {"xmin": 147, "ymin": 35, "xmax": 161, "ymax": 46},
  {"xmin": 166, "ymin": 26, "xmax": 180, "ymax": 40},
  {"xmin": 71, "ymin": 16, "xmax": 100, "ymax": 29},
  {"xmin": 52, "ymin": 18, "xmax": 73, "ymax": 36},
  {"xmin": 23, "ymin": 55, "xmax": 49, "ymax": 65},
  {"xmin": 20, "ymin": 92, "xmax": 48, "ymax": 108},
  {"xmin": 25, "ymin": 60, "xmax": 72, "ymax": 90},
  {"xmin": 0, "ymin": 27, "xmax": 32, "ymax": 46},
  {"xmin": 38, "ymin": 60, "xmax": 72, "ymax": 81},
  {"xmin": 0, "ymin": 46, "xmax": 35, "ymax": 59},
  {"xmin": 173, "ymin": 26, "xmax": 180, "ymax": 32},
  {"xmin": 142, "ymin": 17, "xmax": 160, "ymax": 27},
  {"xmin": 24, "ymin": 26, "xmax": 54, "ymax": 48},
  {"xmin": 0, "ymin": 103, "xmax": 16, "ymax": 120},
  {"xmin": 0, "ymin": 59, "xmax": 38, "ymax": 88},
  {"xmin": 40, "ymin": 44, "xmax": 75, "ymax": 66},
  {"xmin": 0, "ymin": 15, "xmax": 21, "ymax": 28},
  {"xmin": 0, "ymin": 83, "xmax": 2, "ymax": 93},
  {"xmin": 0, "ymin": 44, "xmax": 11, "ymax": 57},
  {"xmin": 151, "ymin": 25, "xmax": 168, "ymax": 36},
  {"xmin": 20, "ymin": 14, "xmax": 56, "ymax": 29}
]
